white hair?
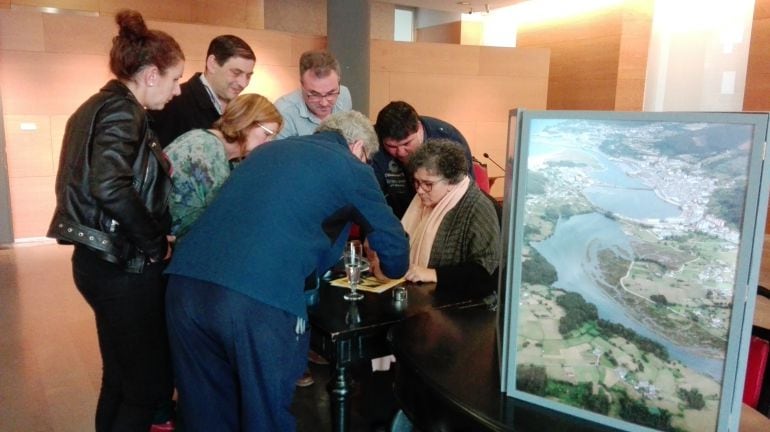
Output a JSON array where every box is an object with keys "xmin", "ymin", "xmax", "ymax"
[{"xmin": 316, "ymin": 111, "xmax": 378, "ymax": 156}]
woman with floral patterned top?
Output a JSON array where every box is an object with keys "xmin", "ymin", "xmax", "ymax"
[{"xmin": 165, "ymin": 93, "xmax": 282, "ymax": 238}]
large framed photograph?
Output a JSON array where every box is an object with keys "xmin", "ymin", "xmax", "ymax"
[{"xmin": 500, "ymin": 110, "xmax": 770, "ymax": 432}]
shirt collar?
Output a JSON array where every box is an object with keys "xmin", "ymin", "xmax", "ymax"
[
  {"xmin": 199, "ymin": 74, "xmax": 224, "ymax": 115},
  {"xmin": 296, "ymin": 93, "xmax": 321, "ymax": 124}
]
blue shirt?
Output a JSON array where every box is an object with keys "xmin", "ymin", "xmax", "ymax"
[
  {"xmin": 165, "ymin": 131, "xmax": 410, "ymax": 319},
  {"xmin": 274, "ymin": 86, "xmax": 353, "ymax": 139}
]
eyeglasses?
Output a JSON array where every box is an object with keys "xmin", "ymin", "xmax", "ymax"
[
  {"xmin": 257, "ymin": 123, "xmax": 275, "ymax": 138},
  {"xmin": 413, "ymin": 178, "xmax": 447, "ymax": 192},
  {"xmin": 304, "ymin": 89, "xmax": 340, "ymax": 103}
]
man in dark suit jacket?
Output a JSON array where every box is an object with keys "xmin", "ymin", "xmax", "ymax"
[{"xmin": 149, "ymin": 35, "xmax": 256, "ymax": 147}]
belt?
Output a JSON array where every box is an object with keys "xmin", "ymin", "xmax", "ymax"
[{"xmin": 51, "ymin": 220, "xmax": 147, "ymax": 273}]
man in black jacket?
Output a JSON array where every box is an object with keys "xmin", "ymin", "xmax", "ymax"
[
  {"xmin": 372, "ymin": 101, "xmax": 475, "ymax": 218},
  {"xmin": 150, "ymin": 35, "xmax": 255, "ymax": 147}
]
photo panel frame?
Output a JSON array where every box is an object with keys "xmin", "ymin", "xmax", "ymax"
[{"xmin": 499, "ymin": 110, "xmax": 770, "ymax": 432}]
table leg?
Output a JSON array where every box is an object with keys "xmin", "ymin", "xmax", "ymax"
[{"xmin": 327, "ymin": 363, "xmax": 352, "ymax": 432}]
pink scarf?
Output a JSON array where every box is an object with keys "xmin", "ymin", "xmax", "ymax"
[{"xmin": 401, "ymin": 176, "xmax": 470, "ymax": 266}]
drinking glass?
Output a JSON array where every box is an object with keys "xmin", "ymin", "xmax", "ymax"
[{"xmin": 343, "ymin": 241, "xmax": 367, "ymax": 301}]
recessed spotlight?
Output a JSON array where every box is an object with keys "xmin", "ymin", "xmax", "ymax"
[{"xmin": 457, "ymin": 1, "xmax": 471, "ymax": 5}]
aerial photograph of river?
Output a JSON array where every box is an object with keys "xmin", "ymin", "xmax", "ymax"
[{"xmin": 512, "ymin": 115, "xmax": 761, "ymax": 432}]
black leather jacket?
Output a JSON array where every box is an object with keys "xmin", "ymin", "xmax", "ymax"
[{"xmin": 48, "ymin": 80, "xmax": 172, "ymax": 272}]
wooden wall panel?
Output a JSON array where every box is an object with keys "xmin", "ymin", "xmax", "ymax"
[
  {"xmin": 43, "ymin": 14, "xmax": 113, "ymax": 55},
  {"xmin": 379, "ymin": 72, "xmax": 473, "ymax": 117},
  {"xmin": 516, "ymin": 3, "xmax": 653, "ymax": 111},
  {"xmin": 371, "ymin": 40, "xmax": 480, "ymax": 75},
  {"xmin": 614, "ymin": 0, "xmax": 653, "ymax": 111},
  {"xmin": 547, "ymin": 38, "xmax": 621, "ymax": 78},
  {"xmin": 744, "ymin": 78, "xmax": 770, "ymax": 112},
  {"xmin": 2, "ymin": 0, "xmax": 391, "ymax": 36},
  {"xmin": 518, "ymin": 10, "xmax": 621, "ymax": 46},
  {"xmin": 191, "ymin": 0, "xmax": 264, "ymax": 29},
  {"xmin": 50, "ymin": 115, "xmax": 67, "ymax": 171},
  {"xmin": 614, "ymin": 78, "xmax": 646, "ymax": 111},
  {"xmin": 470, "ymin": 75, "xmax": 549, "ymax": 119},
  {"xmin": 98, "ymin": 0, "xmax": 193, "ymax": 23},
  {"xmin": 12, "ymin": 0, "xmax": 96, "ymax": 10},
  {"xmin": 369, "ymin": 70, "xmax": 390, "ymax": 112},
  {"xmin": 4, "ymin": 116, "xmax": 54, "ymax": 178},
  {"xmin": 8, "ymin": 0, "xmax": 266, "ymax": 29},
  {"xmin": 8, "ymin": 177, "xmax": 55, "ymax": 239},
  {"xmin": 370, "ymin": 39, "xmax": 550, "ymax": 202},
  {"xmin": 744, "ymin": 0, "xmax": 770, "ymax": 112},
  {"xmin": 1, "ymin": 51, "xmax": 111, "ymax": 116},
  {"xmin": 0, "ymin": 10, "xmax": 45, "ymax": 51},
  {"xmin": 545, "ymin": 38, "xmax": 620, "ymax": 110},
  {"xmin": 289, "ymin": 36, "xmax": 327, "ymax": 67},
  {"xmin": 263, "ymin": 0, "xmax": 325, "ymax": 36},
  {"xmin": 478, "ymin": 46, "xmax": 550, "ymax": 77},
  {"xmin": 548, "ymin": 79, "xmax": 616, "ymax": 110},
  {"xmin": 416, "ymin": 21, "xmax": 461, "ymax": 44},
  {"xmin": 371, "ymin": 1, "xmax": 395, "ymax": 41},
  {"xmin": 755, "ymin": 0, "xmax": 770, "ymax": 18}
]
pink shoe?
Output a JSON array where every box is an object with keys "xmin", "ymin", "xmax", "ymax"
[
  {"xmin": 150, "ymin": 420, "xmax": 175, "ymax": 432},
  {"xmin": 295, "ymin": 370, "xmax": 315, "ymax": 387},
  {"xmin": 308, "ymin": 350, "xmax": 329, "ymax": 365}
]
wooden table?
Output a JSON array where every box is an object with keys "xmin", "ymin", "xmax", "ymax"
[
  {"xmin": 390, "ymin": 306, "xmax": 618, "ymax": 431},
  {"xmin": 390, "ymin": 306, "xmax": 770, "ymax": 432},
  {"xmin": 307, "ymin": 280, "xmax": 486, "ymax": 432}
]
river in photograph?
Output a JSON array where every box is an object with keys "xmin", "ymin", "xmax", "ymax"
[
  {"xmin": 532, "ymin": 212, "xmax": 725, "ymax": 381},
  {"xmin": 583, "ymin": 151, "xmax": 682, "ymax": 219},
  {"xmin": 526, "ymin": 123, "xmax": 725, "ymax": 379}
]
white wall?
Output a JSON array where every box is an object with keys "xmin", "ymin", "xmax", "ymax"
[
  {"xmin": 394, "ymin": 8, "xmax": 414, "ymax": 41},
  {"xmin": 643, "ymin": 0, "xmax": 755, "ymax": 111},
  {"xmin": 415, "ymin": 8, "xmax": 460, "ymax": 28}
]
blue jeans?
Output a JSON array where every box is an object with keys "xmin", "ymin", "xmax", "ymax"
[
  {"xmin": 72, "ymin": 246, "xmax": 173, "ymax": 432},
  {"xmin": 166, "ymin": 275, "xmax": 309, "ymax": 432}
]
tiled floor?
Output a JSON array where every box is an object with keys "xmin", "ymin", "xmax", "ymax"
[{"xmin": 0, "ymin": 242, "xmax": 380, "ymax": 432}]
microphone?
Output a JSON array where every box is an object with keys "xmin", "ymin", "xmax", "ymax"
[{"xmin": 483, "ymin": 153, "xmax": 505, "ymax": 171}]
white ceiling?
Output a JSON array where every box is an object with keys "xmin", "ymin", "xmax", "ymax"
[{"xmin": 376, "ymin": 0, "xmax": 526, "ymax": 14}]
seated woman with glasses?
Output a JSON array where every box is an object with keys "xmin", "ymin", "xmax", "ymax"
[
  {"xmin": 165, "ymin": 93, "xmax": 282, "ymax": 239},
  {"xmin": 399, "ymin": 138, "xmax": 501, "ymax": 295}
]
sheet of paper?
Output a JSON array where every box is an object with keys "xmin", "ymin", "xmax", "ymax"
[{"xmin": 330, "ymin": 276, "xmax": 405, "ymax": 293}]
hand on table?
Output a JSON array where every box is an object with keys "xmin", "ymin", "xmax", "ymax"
[
  {"xmin": 364, "ymin": 239, "xmax": 390, "ymax": 282},
  {"xmin": 405, "ymin": 265, "xmax": 437, "ymax": 283}
]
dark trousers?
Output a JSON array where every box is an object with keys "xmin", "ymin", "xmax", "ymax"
[
  {"xmin": 72, "ymin": 246, "xmax": 173, "ymax": 432},
  {"xmin": 165, "ymin": 275, "xmax": 309, "ymax": 432}
]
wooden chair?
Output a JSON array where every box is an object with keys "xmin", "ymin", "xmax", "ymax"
[{"xmin": 473, "ymin": 161, "xmax": 491, "ymax": 194}]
